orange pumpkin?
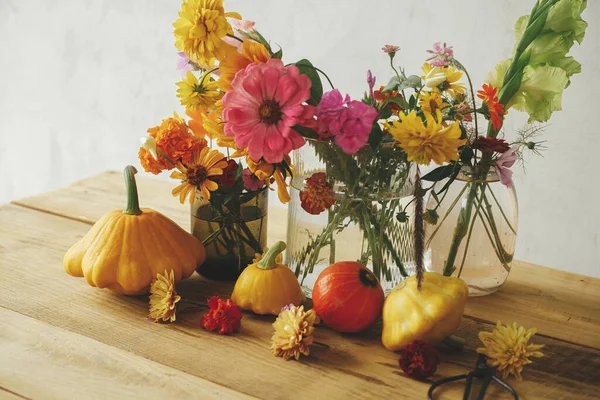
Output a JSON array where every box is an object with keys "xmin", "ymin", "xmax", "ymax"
[{"xmin": 312, "ymin": 261, "xmax": 384, "ymax": 332}]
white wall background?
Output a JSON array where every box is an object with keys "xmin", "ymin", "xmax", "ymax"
[{"xmin": 0, "ymin": 0, "xmax": 598, "ymax": 277}]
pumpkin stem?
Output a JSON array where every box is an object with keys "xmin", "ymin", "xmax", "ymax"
[
  {"xmin": 258, "ymin": 241, "xmax": 286, "ymax": 270},
  {"xmin": 123, "ymin": 165, "xmax": 142, "ymax": 215}
]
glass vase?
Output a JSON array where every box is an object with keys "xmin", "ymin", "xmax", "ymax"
[
  {"xmin": 286, "ymin": 139, "xmax": 416, "ymax": 297},
  {"xmin": 424, "ymin": 166, "xmax": 518, "ymax": 296},
  {"xmin": 191, "ymin": 188, "xmax": 268, "ymax": 281}
]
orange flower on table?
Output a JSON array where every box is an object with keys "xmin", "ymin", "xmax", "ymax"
[
  {"xmin": 170, "ymin": 147, "xmax": 228, "ymax": 203},
  {"xmin": 300, "ymin": 172, "xmax": 335, "ymax": 215},
  {"xmin": 477, "ymin": 83, "xmax": 506, "ymax": 131},
  {"xmin": 218, "ymin": 41, "xmax": 270, "ymax": 91}
]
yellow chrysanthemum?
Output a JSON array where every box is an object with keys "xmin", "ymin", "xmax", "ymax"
[
  {"xmin": 418, "ymin": 90, "xmax": 448, "ymax": 114},
  {"xmin": 170, "ymin": 146, "xmax": 228, "ymax": 203},
  {"xmin": 173, "ymin": 0, "xmax": 240, "ymax": 66},
  {"xmin": 148, "ymin": 270, "xmax": 181, "ymax": 323},
  {"xmin": 388, "ymin": 110, "xmax": 466, "ymax": 165},
  {"xmin": 271, "ymin": 305, "xmax": 320, "ymax": 361},
  {"xmin": 177, "ymin": 71, "xmax": 222, "ymax": 111},
  {"xmin": 477, "ymin": 321, "xmax": 545, "ymax": 381},
  {"xmin": 422, "ymin": 62, "xmax": 466, "ymax": 98}
]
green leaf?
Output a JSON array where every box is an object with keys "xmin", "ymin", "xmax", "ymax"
[
  {"xmin": 383, "ymin": 76, "xmax": 400, "ymax": 93},
  {"xmin": 271, "ymin": 44, "xmax": 283, "ymax": 59},
  {"xmin": 368, "ymin": 123, "xmax": 384, "ymax": 150},
  {"xmin": 421, "ymin": 164, "xmax": 455, "ymax": 182},
  {"xmin": 380, "ymin": 96, "xmax": 408, "ymax": 111},
  {"xmin": 293, "ymin": 125, "xmax": 320, "ymax": 140},
  {"xmin": 397, "ymin": 75, "xmax": 422, "ymax": 91},
  {"xmin": 295, "ymin": 59, "xmax": 323, "ymax": 106}
]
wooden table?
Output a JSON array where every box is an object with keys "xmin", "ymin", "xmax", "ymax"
[{"xmin": 1, "ymin": 171, "xmax": 599, "ymax": 400}]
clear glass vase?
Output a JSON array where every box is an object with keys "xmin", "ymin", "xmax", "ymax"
[
  {"xmin": 424, "ymin": 166, "xmax": 518, "ymax": 296},
  {"xmin": 191, "ymin": 188, "xmax": 268, "ymax": 281},
  {"xmin": 286, "ymin": 139, "xmax": 416, "ymax": 297}
]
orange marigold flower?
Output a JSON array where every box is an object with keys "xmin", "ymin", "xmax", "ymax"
[
  {"xmin": 218, "ymin": 41, "xmax": 270, "ymax": 91},
  {"xmin": 202, "ymin": 296, "xmax": 242, "ymax": 335},
  {"xmin": 374, "ymin": 86, "xmax": 403, "ymax": 113},
  {"xmin": 138, "ymin": 147, "xmax": 171, "ymax": 175},
  {"xmin": 300, "ymin": 172, "xmax": 335, "ymax": 215},
  {"xmin": 477, "ymin": 84, "xmax": 506, "ymax": 131}
]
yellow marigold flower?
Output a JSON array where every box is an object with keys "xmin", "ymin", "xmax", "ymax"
[
  {"xmin": 170, "ymin": 146, "xmax": 228, "ymax": 203},
  {"xmin": 173, "ymin": 0, "xmax": 240, "ymax": 66},
  {"xmin": 422, "ymin": 62, "xmax": 466, "ymax": 98},
  {"xmin": 177, "ymin": 71, "xmax": 222, "ymax": 111},
  {"xmin": 477, "ymin": 321, "xmax": 545, "ymax": 381},
  {"xmin": 388, "ymin": 110, "xmax": 466, "ymax": 165},
  {"xmin": 148, "ymin": 270, "xmax": 181, "ymax": 323},
  {"xmin": 218, "ymin": 41, "xmax": 270, "ymax": 91},
  {"xmin": 418, "ymin": 90, "xmax": 448, "ymax": 114},
  {"xmin": 271, "ymin": 305, "xmax": 320, "ymax": 361}
]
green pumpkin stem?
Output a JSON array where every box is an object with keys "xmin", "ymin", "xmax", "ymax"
[
  {"xmin": 257, "ymin": 241, "xmax": 286, "ymax": 270},
  {"xmin": 123, "ymin": 165, "xmax": 142, "ymax": 215}
]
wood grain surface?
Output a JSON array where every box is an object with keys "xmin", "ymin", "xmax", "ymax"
[{"xmin": 1, "ymin": 171, "xmax": 599, "ymax": 399}]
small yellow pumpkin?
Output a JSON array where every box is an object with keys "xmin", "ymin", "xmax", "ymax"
[
  {"xmin": 231, "ymin": 241, "xmax": 305, "ymax": 315},
  {"xmin": 382, "ymin": 272, "xmax": 468, "ymax": 351},
  {"xmin": 64, "ymin": 165, "xmax": 206, "ymax": 295}
]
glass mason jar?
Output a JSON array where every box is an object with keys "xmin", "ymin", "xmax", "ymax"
[
  {"xmin": 286, "ymin": 139, "xmax": 416, "ymax": 297},
  {"xmin": 191, "ymin": 188, "xmax": 268, "ymax": 281},
  {"xmin": 424, "ymin": 166, "xmax": 518, "ymax": 296}
]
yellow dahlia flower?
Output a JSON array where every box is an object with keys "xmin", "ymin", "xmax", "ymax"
[
  {"xmin": 177, "ymin": 71, "xmax": 222, "ymax": 111},
  {"xmin": 173, "ymin": 0, "xmax": 240, "ymax": 66},
  {"xmin": 477, "ymin": 321, "xmax": 545, "ymax": 381},
  {"xmin": 271, "ymin": 305, "xmax": 320, "ymax": 361},
  {"xmin": 388, "ymin": 110, "xmax": 465, "ymax": 165},
  {"xmin": 148, "ymin": 270, "xmax": 181, "ymax": 323}
]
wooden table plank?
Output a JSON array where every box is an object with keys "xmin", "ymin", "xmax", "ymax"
[
  {"xmin": 0, "ymin": 307, "xmax": 253, "ymax": 400},
  {"xmin": 12, "ymin": 171, "xmax": 600, "ymax": 350},
  {"xmin": 1, "ymin": 204, "xmax": 598, "ymax": 399}
]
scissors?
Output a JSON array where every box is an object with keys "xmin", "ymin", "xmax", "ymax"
[{"xmin": 428, "ymin": 354, "xmax": 519, "ymax": 400}]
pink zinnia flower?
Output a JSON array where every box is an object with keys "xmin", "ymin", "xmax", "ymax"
[
  {"xmin": 222, "ymin": 59, "xmax": 313, "ymax": 163},
  {"xmin": 426, "ymin": 42, "xmax": 454, "ymax": 67},
  {"xmin": 242, "ymin": 168, "xmax": 265, "ymax": 191},
  {"xmin": 334, "ymin": 101, "xmax": 378, "ymax": 154},
  {"xmin": 382, "ymin": 44, "xmax": 401, "ymax": 56},
  {"xmin": 495, "ymin": 147, "xmax": 518, "ymax": 187}
]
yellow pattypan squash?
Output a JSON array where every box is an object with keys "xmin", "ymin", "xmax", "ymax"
[
  {"xmin": 64, "ymin": 165, "xmax": 206, "ymax": 295},
  {"xmin": 231, "ymin": 241, "xmax": 305, "ymax": 315},
  {"xmin": 382, "ymin": 272, "xmax": 468, "ymax": 351}
]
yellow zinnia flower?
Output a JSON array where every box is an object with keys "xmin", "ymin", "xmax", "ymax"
[
  {"xmin": 177, "ymin": 71, "xmax": 222, "ymax": 111},
  {"xmin": 388, "ymin": 110, "xmax": 466, "ymax": 165},
  {"xmin": 173, "ymin": 0, "xmax": 240, "ymax": 66},
  {"xmin": 418, "ymin": 90, "xmax": 448, "ymax": 114},
  {"xmin": 422, "ymin": 62, "xmax": 466, "ymax": 98},
  {"xmin": 477, "ymin": 321, "xmax": 545, "ymax": 381},
  {"xmin": 170, "ymin": 146, "xmax": 228, "ymax": 203},
  {"xmin": 148, "ymin": 270, "xmax": 181, "ymax": 323},
  {"xmin": 271, "ymin": 305, "xmax": 320, "ymax": 361}
]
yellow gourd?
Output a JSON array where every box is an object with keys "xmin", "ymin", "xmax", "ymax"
[
  {"xmin": 231, "ymin": 241, "xmax": 305, "ymax": 315},
  {"xmin": 382, "ymin": 272, "xmax": 468, "ymax": 351},
  {"xmin": 64, "ymin": 165, "xmax": 206, "ymax": 295}
]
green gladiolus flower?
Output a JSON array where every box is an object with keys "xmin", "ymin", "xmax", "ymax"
[
  {"xmin": 512, "ymin": 64, "xmax": 569, "ymax": 123},
  {"xmin": 545, "ymin": 0, "xmax": 587, "ymax": 44}
]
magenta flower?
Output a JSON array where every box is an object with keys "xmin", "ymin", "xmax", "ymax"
[
  {"xmin": 334, "ymin": 101, "xmax": 378, "ymax": 154},
  {"xmin": 367, "ymin": 70, "xmax": 376, "ymax": 98},
  {"xmin": 495, "ymin": 147, "xmax": 518, "ymax": 187},
  {"xmin": 316, "ymin": 89, "xmax": 350, "ymax": 135},
  {"xmin": 222, "ymin": 59, "xmax": 312, "ymax": 163},
  {"xmin": 382, "ymin": 44, "xmax": 401, "ymax": 56},
  {"xmin": 242, "ymin": 168, "xmax": 265, "ymax": 191},
  {"xmin": 176, "ymin": 52, "xmax": 201, "ymax": 75},
  {"xmin": 426, "ymin": 42, "xmax": 454, "ymax": 67}
]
